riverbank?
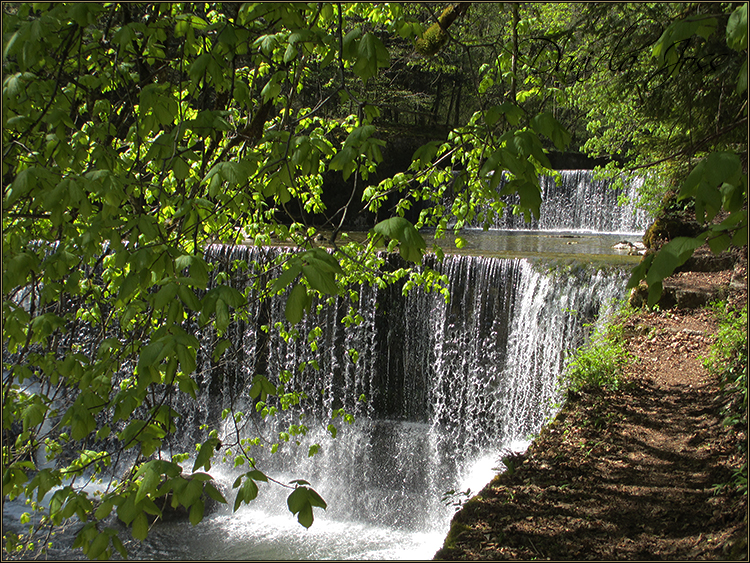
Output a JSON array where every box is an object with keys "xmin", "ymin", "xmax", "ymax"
[{"xmin": 434, "ymin": 265, "xmax": 748, "ymax": 560}]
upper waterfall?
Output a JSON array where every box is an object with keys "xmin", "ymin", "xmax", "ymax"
[{"xmin": 471, "ymin": 170, "xmax": 650, "ymax": 234}]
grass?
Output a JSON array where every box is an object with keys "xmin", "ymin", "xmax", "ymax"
[
  {"xmin": 560, "ymin": 310, "xmax": 631, "ymax": 393},
  {"xmin": 704, "ymin": 301, "xmax": 747, "ymax": 496}
]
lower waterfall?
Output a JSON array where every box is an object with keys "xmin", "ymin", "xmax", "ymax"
[
  {"xmin": 3, "ymin": 246, "xmax": 631, "ymax": 560},
  {"xmin": 147, "ymin": 248, "xmax": 627, "ymax": 559}
]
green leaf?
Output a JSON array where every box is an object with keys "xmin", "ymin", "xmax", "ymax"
[
  {"xmin": 136, "ymin": 465, "xmax": 160, "ymax": 504},
  {"xmin": 247, "ymin": 470, "xmax": 268, "ymax": 483},
  {"xmin": 727, "ymin": 4, "xmax": 747, "ymax": 50},
  {"xmin": 192, "ymin": 437, "xmax": 220, "ymax": 472},
  {"xmin": 485, "ymin": 103, "xmax": 524, "ymax": 128},
  {"xmin": 303, "ymin": 248, "xmax": 344, "ymax": 274},
  {"xmin": 515, "ymin": 180, "xmax": 543, "ymax": 221},
  {"xmin": 177, "ymin": 284, "xmax": 202, "ymax": 311},
  {"xmin": 154, "ymin": 282, "xmax": 179, "ymax": 310},
  {"xmin": 653, "ymin": 15, "xmax": 718, "ymax": 66},
  {"xmin": 233, "ymin": 486, "xmax": 245, "ymax": 512},
  {"xmin": 176, "ymin": 342, "xmax": 197, "ymax": 375},
  {"xmin": 241, "ymin": 474, "xmax": 260, "ymax": 502},
  {"xmin": 679, "ymin": 152, "xmax": 742, "ymax": 222},
  {"xmin": 116, "ymin": 493, "xmax": 139, "ymax": 526},
  {"xmin": 215, "ymin": 298, "xmax": 230, "ymax": 334},
  {"xmin": 272, "ymin": 261, "xmax": 303, "ymax": 293},
  {"xmin": 329, "ymin": 146, "xmax": 356, "ymax": 179},
  {"xmin": 284, "ymin": 43, "xmax": 298, "ymax": 63},
  {"xmin": 182, "ymin": 478, "xmax": 204, "ymax": 508},
  {"xmin": 261, "ymin": 76, "xmax": 282, "ymax": 102},
  {"xmin": 286, "ymin": 487, "xmax": 308, "ymax": 515},
  {"xmin": 373, "ymin": 218, "xmax": 426, "ymax": 263},
  {"xmin": 530, "ymin": 112, "xmax": 570, "ymax": 151},
  {"xmin": 707, "ymin": 232, "xmax": 732, "ymax": 254},
  {"xmin": 720, "ymin": 178, "xmax": 747, "ymax": 214},
  {"xmin": 139, "ymin": 340, "xmax": 165, "ymax": 370},
  {"xmin": 353, "ymin": 33, "xmax": 387, "ymax": 82},
  {"xmin": 285, "ymin": 283, "xmax": 311, "ymax": 324},
  {"xmin": 233, "ymin": 473, "xmax": 259, "ymax": 511},
  {"xmin": 118, "ymin": 272, "xmax": 141, "ymax": 304},
  {"xmin": 177, "ymin": 373, "xmax": 199, "ymax": 399},
  {"xmin": 189, "ymin": 498, "xmax": 205, "ymax": 525},
  {"xmin": 94, "ymin": 500, "xmax": 114, "ymax": 520},
  {"xmin": 131, "ymin": 511, "xmax": 149, "ymax": 541},
  {"xmin": 86, "ymin": 532, "xmax": 110, "ymax": 560},
  {"xmin": 732, "ymin": 223, "xmax": 748, "ymax": 247},
  {"xmin": 212, "ymin": 339, "xmax": 232, "ymax": 362},
  {"xmin": 342, "ymin": 27, "xmax": 362, "ymax": 60},
  {"xmin": 286, "ymin": 485, "xmax": 326, "ymax": 528},
  {"xmin": 736, "ymin": 59, "xmax": 747, "ymax": 96},
  {"xmin": 296, "ymin": 502, "xmax": 315, "ymax": 528},
  {"xmin": 645, "ymin": 236, "xmax": 705, "ymax": 293},
  {"xmin": 112, "ymin": 534, "xmax": 128, "ymax": 559},
  {"xmin": 302, "ymin": 265, "xmax": 339, "ymax": 295},
  {"xmin": 204, "ymin": 482, "xmax": 227, "ymax": 504},
  {"xmin": 411, "ymin": 141, "xmax": 441, "ymax": 169},
  {"xmin": 5, "ymin": 166, "xmax": 37, "ymax": 206},
  {"xmin": 646, "ymin": 280, "xmax": 664, "ymax": 309},
  {"xmin": 21, "ymin": 398, "xmax": 47, "ymax": 432},
  {"xmin": 189, "ymin": 53, "xmax": 212, "ymax": 83},
  {"xmin": 249, "ymin": 375, "xmax": 277, "ymax": 402}
]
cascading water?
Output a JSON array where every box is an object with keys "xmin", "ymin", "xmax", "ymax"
[
  {"xmin": 110, "ymin": 250, "xmax": 627, "ymax": 560},
  {"xmin": 3, "ymin": 169, "xmax": 645, "ymax": 560},
  {"xmin": 475, "ymin": 170, "xmax": 650, "ymax": 234}
]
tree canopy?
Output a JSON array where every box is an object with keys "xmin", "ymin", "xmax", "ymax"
[{"xmin": 2, "ymin": 2, "xmax": 746, "ymax": 559}]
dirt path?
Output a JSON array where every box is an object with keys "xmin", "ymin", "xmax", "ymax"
[{"xmin": 434, "ymin": 271, "xmax": 747, "ymax": 560}]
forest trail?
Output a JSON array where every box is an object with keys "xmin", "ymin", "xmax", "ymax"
[{"xmin": 434, "ymin": 268, "xmax": 748, "ymax": 560}]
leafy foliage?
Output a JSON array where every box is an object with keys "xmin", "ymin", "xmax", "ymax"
[
  {"xmin": 560, "ymin": 319, "xmax": 630, "ymax": 393},
  {"xmin": 704, "ymin": 302, "xmax": 748, "ymax": 496},
  {"xmin": 704, "ymin": 303, "xmax": 748, "ymax": 428},
  {"xmin": 625, "ymin": 4, "xmax": 747, "ymax": 304},
  {"xmin": 0, "ymin": 2, "xmax": 568, "ymax": 558},
  {"xmin": 2, "ymin": 2, "xmax": 746, "ymax": 559}
]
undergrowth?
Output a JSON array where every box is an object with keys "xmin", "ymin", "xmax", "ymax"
[
  {"xmin": 705, "ymin": 301, "xmax": 748, "ymax": 496},
  {"xmin": 560, "ymin": 306, "xmax": 632, "ymax": 393}
]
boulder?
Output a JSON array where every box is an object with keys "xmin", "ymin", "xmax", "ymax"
[{"xmin": 612, "ymin": 240, "xmax": 647, "ymax": 255}]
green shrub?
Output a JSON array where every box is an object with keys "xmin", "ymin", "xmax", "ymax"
[
  {"xmin": 704, "ymin": 302, "xmax": 747, "ymax": 495},
  {"xmin": 561, "ymin": 319, "xmax": 630, "ymax": 393},
  {"xmin": 705, "ymin": 303, "xmax": 747, "ymax": 421}
]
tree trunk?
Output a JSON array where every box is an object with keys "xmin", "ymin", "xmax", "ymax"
[
  {"xmin": 454, "ymin": 81, "xmax": 462, "ymax": 127},
  {"xmin": 446, "ymin": 79, "xmax": 456, "ymax": 128},
  {"xmin": 432, "ymin": 75, "xmax": 443, "ymax": 126},
  {"xmin": 510, "ymin": 3, "xmax": 519, "ymax": 104}
]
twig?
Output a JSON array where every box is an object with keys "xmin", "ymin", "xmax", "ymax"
[{"xmin": 626, "ymin": 117, "xmax": 748, "ymax": 172}]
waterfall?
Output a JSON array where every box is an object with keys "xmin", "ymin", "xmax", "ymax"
[
  {"xmin": 473, "ymin": 170, "xmax": 650, "ymax": 234},
  {"xmin": 177, "ymin": 248, "xmax": 628, "ymax": 540},
  {"xmin": 4, "ymin": 245, "xmax": 630, "ymax": 560}
]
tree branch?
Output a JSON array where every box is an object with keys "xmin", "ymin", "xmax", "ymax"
[{"xmin": 626, "ymin": 117, "xmax": 748, "ymax": 172}]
